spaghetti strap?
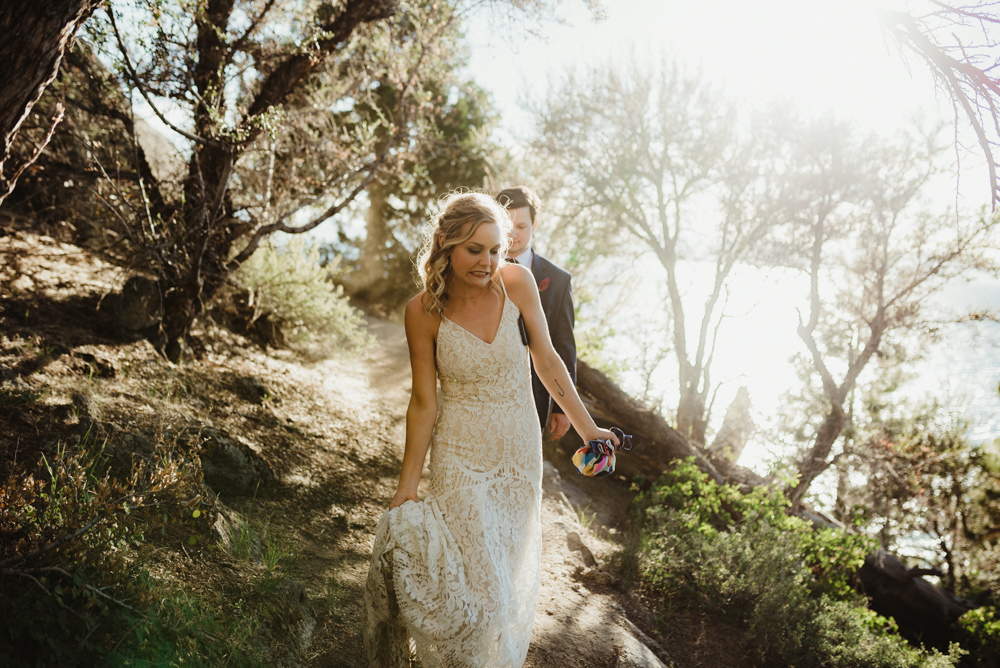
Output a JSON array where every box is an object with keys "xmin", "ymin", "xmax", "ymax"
[{"xmin": 498, "ymin": 270, "xmax": 510, "ymax": 299}]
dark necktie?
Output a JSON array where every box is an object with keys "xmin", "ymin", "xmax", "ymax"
[{"xmin": 508, "ymin": 258, "xmax": 518, "ymax": 264}]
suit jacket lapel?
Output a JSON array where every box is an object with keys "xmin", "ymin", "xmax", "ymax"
[
  {"xmin": 530, "ymin": 249, "xmax": 555, "ymax": 311},
  {"xmin": 530, "ymin": 248, "xmax": 544, "ymax": 283}
]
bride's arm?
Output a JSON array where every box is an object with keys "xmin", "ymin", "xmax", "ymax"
[
  {"xmin": 503, "ymin": 265, "xmax": 617, "ymax": 446},
  {"xmin": 389, "ymin": 295, "xmax": 440, "ymax": 509}
]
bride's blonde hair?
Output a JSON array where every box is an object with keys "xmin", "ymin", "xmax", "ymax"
[{"xmin": 417, "ymin": 191, "xmax": 512, "ymax": 316}]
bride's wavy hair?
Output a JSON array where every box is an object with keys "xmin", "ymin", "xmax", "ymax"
[{"xmin": 417, "ymin": 191, "xmax": 511, "ymax": 316}]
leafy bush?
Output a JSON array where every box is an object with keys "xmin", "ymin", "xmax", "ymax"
[
  {"xmin": 632, "ymin": 458, "xmax": 963, "ymax": 667},
  {"xmin": 959, "ymin": 606, "xmax": 1000, "ymax": 666},
  {"xmin": 638, "ymin": 459, "xmax": 872, "ymax": 601},
  {"xmin": 233, "ymin": 238, "xmax": 373, "ymax": 349}
]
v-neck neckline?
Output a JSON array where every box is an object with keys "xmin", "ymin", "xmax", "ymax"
[{"xmin": 441, "ymin": 294, "xmax": 508, "ymax": 346}]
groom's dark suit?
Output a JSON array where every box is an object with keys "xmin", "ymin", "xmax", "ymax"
[{"xmin": 528, "ymin": 250, "xmax": 576, "ymax": 431}]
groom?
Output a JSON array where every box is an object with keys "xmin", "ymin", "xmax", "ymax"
[{"xmin": 496, "ymin": 186, "xmax": 577, "ymax": 440}]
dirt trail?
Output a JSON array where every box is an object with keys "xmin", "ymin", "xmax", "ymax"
[{"xmin": 293, "ymin": 314, "xmax": 674, "ymax": 668}]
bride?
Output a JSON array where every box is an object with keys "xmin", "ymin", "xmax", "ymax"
[{"xmin": 364, "ymin": 192, "xmax": 616, "ymax": 668}]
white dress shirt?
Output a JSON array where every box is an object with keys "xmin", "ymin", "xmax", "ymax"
[{"xmin": 509, "ymin": 248, "xmax": 533, "ymax": 268}]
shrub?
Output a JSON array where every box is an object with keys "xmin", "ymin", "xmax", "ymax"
[
  {"xmin": 632, "ymin": 458, "xmax": 963, "ymax": 667},
  {"xmin": 637, "ymin": 459, "xmax": 873, "ymax": 601},
  {"xmin": 233, "ymin": 238, "xmax": 373, "ymax": 349},
  {"xmin": 959, "ymin": 606, "xmax": 1000, "ymax": 666}
]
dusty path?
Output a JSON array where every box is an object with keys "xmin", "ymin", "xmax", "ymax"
[{"xmin": 290, "ymin": 314, "xmax": 674, "ymax": 667}]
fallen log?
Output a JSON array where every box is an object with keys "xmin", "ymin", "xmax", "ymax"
[{"xmin": 858, "ymin": 549, "xmax": 977, "ymax": 649}]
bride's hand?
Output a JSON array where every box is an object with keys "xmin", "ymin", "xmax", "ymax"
[
  {"xmin": 389, "ymin": 488, "xmax": 418, "ymax": 510},
  {"xmin": 583, "ymin": 428, "xmax": 619, "ymax": 447}
]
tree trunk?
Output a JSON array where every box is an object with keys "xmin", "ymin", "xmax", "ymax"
[
  {"xmin": 152, "ymin": 0, "xmax": 397, "ymax": 358},
  {"xmin": 707, "ymin": 386, "xmax": 752, "ymax": 463},
  {"xmin": 676, "ymin": 384, "xmax": 708, "ymax": 445},
  {"xmin": 343, "ymin": 184, "xmax": 392, "ymax": 299},
  {"xmin": 572, "ymin": 360, "xmax": 850, "ymax": 519},
  {"xmin": 787, "ymin": 404, "xmax": 847, "ymax": 509},
  {"xmin": 0, "ymin": 0, "xmax": 99, "ymax": 205}
]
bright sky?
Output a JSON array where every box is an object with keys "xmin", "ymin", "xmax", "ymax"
[
  {"xmin": 467, "ymin": 0, "xmax": 945, "ymax": 142},
  {"xmin": 465, "ymin": 0, "xmax": 1000, "ymax": 472}
]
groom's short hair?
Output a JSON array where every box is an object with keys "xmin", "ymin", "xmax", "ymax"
[{"xmin": 496, "ymin": 186, "xmax": 542, "ymax": 225}]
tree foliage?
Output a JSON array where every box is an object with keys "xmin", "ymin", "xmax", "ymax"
[
  {"xmin": 78, "ymin": 0, "xmax": 476, "ymax": 359},
  {"xmin": 833, "ymin": 399, "xmax": 1000, "ymax": 594},
  {"xmin": 3, "ymin": 0, "xmax": 565, "ymax": 361},
  {"xmin": 760, "ymin": 117, "xmax": 1000, "ymax": 508},
  {"xmin": 336, "ymin": 50, "xmax": 505, "ymax": 308},
  {"xmin": 529, "ymin": 60, "xmax": 780, "ymax": 444}
]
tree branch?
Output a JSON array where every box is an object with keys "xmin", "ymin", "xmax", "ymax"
[
  {"xmin": 884, "ymin": 7, "xmax": 1000, "ymax": 205},
  {"xmin": 108, "ymin": 7, "xmax": 223, "ymax": 149},
  {"xmin": 0, "ymin": 103, "xmax": 64, "ymax": 202},
  {"xmin": 226, "ymin": 137, "xmax": 395, "ymax": 269}
]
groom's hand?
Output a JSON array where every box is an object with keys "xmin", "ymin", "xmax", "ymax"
[{"xmin": 547, "ymin": 413, "xmax": 571, "ymax": 440}]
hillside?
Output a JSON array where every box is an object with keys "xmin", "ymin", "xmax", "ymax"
[{"xmin": 1, "ymin": 231, "xmax": 742, "ymax": 667}]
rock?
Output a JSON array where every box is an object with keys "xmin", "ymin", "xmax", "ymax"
[
  {"xmin": 212, "ymin": 509, "xmax": 262, "ymax": 563},
  {"xmin": 614, "ymin": 618, "xmax": 673, "ymax": 668},
  {"xmin": 114, "ymin": 276, "xmax": 162, "ymax": 332},
  {"xmin": 542, "ymin": 460, "xmax": 578, "ymax": 514},
  {"xmin": 566, "ymin": 531, "xmax": 598, "ymax": 569},
  {"xmin": 72, "ymin": 392, "xmax": 101, "ymax": 423},
  {"xmin": 235, "ymin": 375, "xmax": 273, "ymax": 404},
  {"xmin": 859, "ymin": 548, "xmax": 976, "ymax": 648},
  {"xmin": 115, "ymin": 429, "xmax": 154, "ymax": 458},
  {"xmin": 195, "ymin": 429, "xmax": 272, "ymax": 497},
  {"xmin": 542, "ymin": 460, "xmax": 564, "ymax": 492},
  {"xmin": 574, "ymin": 566, "xmax": 618, "ymax": 588},
  {"xmin": 73, "ymin": 351, "xmax": 116, "ymax": 379},
  {"xmin": 271, "ymin": 579, "xmax": 316, "ymax": 663}
]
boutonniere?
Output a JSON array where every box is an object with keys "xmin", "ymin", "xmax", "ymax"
[{"xmin": 537, "ymin": 277, "xmax": 550, "ymax": 293}]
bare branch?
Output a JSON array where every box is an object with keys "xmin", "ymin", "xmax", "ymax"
[
  {"xmin": 228, "ymin": 0, "xmax": 278, "ymax": 56},
  {"xmin": 0, "ymin": 514, "xmax": 103, "ymax": 570},
  {"xmin": 227, "ymin": 145, "xmax": 389, "ymax": 269},
  {"xmin": 883, "ymin": 7, "xmax": 1000, "ymax": 206},
  {"xmin": 0, "ymin": 103, "xmax": 64, "ymax": 201},
  {"xmin": 107, "ymin": 6, "xmax": 222, "ymax": 149}
]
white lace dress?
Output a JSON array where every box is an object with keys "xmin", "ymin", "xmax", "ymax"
[{"xmin": 364, "ymin": 286, "xmax": 543, "ymax": 668}]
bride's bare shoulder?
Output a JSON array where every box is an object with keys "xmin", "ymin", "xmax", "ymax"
[
  {"xmin": 500, "ymin": 263, "xmax": 537, "ymax": 301},
  {"xmin": 405, "ymin": 293, "xmax": 439, "ymax": 334}
]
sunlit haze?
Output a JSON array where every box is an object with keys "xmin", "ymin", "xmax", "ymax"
[
  {"xmin": 466, "ymin": 0, "xmax": 1000, "ymax": 471},
  {"xmin": 467, "ymin": 0, "xmax": 944, "ymax": 140}
]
